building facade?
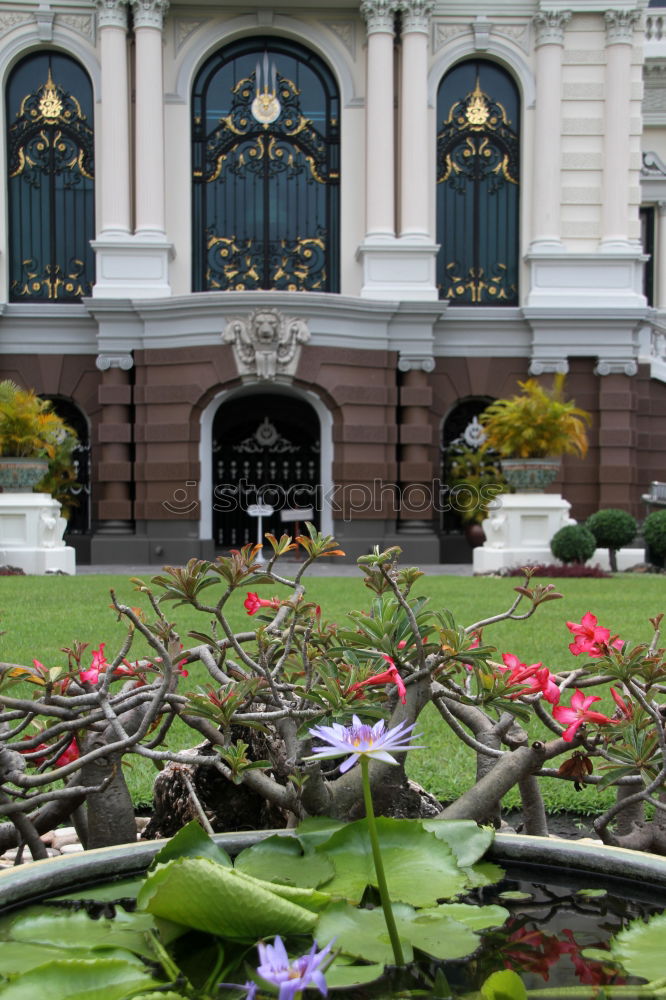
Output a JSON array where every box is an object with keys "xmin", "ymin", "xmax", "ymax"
[{"xmin": 1, "ymin": 0, "xmax": 665, "ymax": 564}]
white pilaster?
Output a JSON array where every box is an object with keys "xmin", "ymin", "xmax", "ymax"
[
  {"xmin": 530, "ymin": 10, "xmax": 570, "ymax": 251},
  {"xmin": 360, "ymin": 0, "xmax": 397, "ymax": 240},
  {"xmin": 398, "ymin": 0, "xmax": 433, "ymax": 240},
  {"xmin": 132, "ymin": 0, "xmax": 168, "ymax": 238},
  {"xmin": 95, "ymin": 0, "xmax": 173, "ymax": 298},
  {"xmin": 96, "ymin": 0, "xmax": 131, "ymax": 236},
  {"xmin": 358, "ymin": 0, "xmax": 438, "ymax": 300},
  {"xmin": 601, "ymin": 9, "xmax": 641, "ymax": 250},
  {"xmin": 657, "ymin": 201, "xmax": 666, "ymax": 309}
]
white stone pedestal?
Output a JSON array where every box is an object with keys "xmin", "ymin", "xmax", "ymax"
[
  {"xmin": 0, "ymin": 493, "xmax": 76, "ymax": 574},
  {"xmin": 473, "ymin": 493, "xmax": 575, "ymax": 574}
]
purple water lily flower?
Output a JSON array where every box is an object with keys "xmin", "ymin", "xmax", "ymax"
[
  {"xmin": 306, "ymin": 714, "xmax": 421, "ymax": 773},
  {"xmin": 256, "ymin": 935, "xmax": 333, "ymax": 1000}
]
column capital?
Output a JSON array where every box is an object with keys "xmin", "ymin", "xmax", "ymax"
[
  {"xmin": 130, "ymin": 0, "xmax": 169, "ymax": 30},
  {"xmin": 96, "ymin": 0, "xmax": 128, "ymax": 30},
  {"xmin": 360, "ymin": 0, "xmax": 398, "ymax": 35},
  {"xmin": 533, "ymin": 9, "xmax": 571, "ymax": 47},
  {"xmin": 399, "ymin": 0, "xmax": 434, "ymax": 34},
  {"xmin": 398, "ymin": 353, "xmax": 435, "ymax": 373},
  {"xmin": 604, "ymin": 8, "xmax": 641, "ymax": 46},
  {"xmin": 96, "ymin": 353, "xmax": 134, "ymax": 371},
  {"xmin": 594, "ymin": 357, "xmax": 638, "ymax": 376},
  {"xmin": 528, "ymin": 358, "xmax": 569, "ymax": 376}
]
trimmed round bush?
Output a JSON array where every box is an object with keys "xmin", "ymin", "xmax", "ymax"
[
  {"xmin": 586, "ymin": 509, "xmax": 637, "ymax": 549},
  {"xmin": 550, "ymin": 524, "xmax": 597, "ymax": 565},
  {"xmin": 643, "ymin": 509, "xmax": 666, "ymax": 559},
  {"xmin": 586, "ymin": 508, "xmax": 637, "ymax": 572}
]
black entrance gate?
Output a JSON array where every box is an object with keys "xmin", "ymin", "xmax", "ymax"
[{"xmin": 212, "ymin": 394, "xmax": 320, "ymax": 549}]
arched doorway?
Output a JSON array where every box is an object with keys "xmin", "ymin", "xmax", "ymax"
[
  {"xmin": 212, "ymin": 393, "xmax": 320, "ymax": 549},
  {"xmin": 42, "ymin": 397, "xmax": 91, "ymax": 536}
]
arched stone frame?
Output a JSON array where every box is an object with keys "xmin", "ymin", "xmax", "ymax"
[
  {"xmin": 198, "ymin": 382, "xmax": 335, "ymax": 542},
  {"xmin": 0, "ymin": 29, "xmax": 100, "ymax": 303},
  {"xmin": 171, "ymin": 12, "xmax": 359, "ymax": 109},
  {"xmin": 428, "ymin": 38, "xmax": 536, "ymax": 305}
]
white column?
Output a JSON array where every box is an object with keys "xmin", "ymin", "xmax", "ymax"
[
  {"xmin": 530, "ymin": 10, "xmax": 570, "ymax": 250},
  {"xmin": 96, "ymin": 0, "xmax": 131, "ymax": 235},
  {"xmin": 601, "ymin": 9, "xmax": 640, "ymax": 249},
  {"xmin": 131, "ymin": 0, "xmax": 169, "ymax": 237},
  {"xmin": 656, "ymin": 201, "xmax": 666, "ymax": 309},
  {"xmin": 398, "ymin": 0, "xmax": 433, "ymax": 239},
  {"xmin": 360, "ymin": 0, "xmax": 397, "ymax": 239}
]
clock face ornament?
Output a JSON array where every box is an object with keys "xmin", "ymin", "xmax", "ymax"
[{"xmin": 251, "ymin": 54, "xmax": 281, "ymax": 125}]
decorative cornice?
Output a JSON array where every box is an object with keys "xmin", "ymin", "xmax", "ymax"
[
  {"xmin": 96, "ymin": 0, "xmax": 128, "ymax": 30},
  {"xmin": 604, "ymin": 8, "xmax": 641, "ymax": 46},
  {"xmin": 398, "ymin": 354, "xmax": 435, "ymax": 373},
  {"xmin": 96, "ymin": 353, "xmax": 134, "ymax": 371},
  {"xmin": 399, "ymin": 0, "xmax": 434, "ymax": 34},
  {"xmin": 360, "ymin": 0, "xmax": 398, "ymax": 35},
  {"xmin": 130, "ymin": 0, "xmax": 169, "ymax": 31},
  {"xmin": 594, "ymin": 358, "xmax": 638, "ymax": 376},
  {"xmin": 528, "ymin": 358, "xmax": 569, "ymax": 375},
  {"xmin": 533, "ymin": 9, "xmax": 571, "ymax": 47}
]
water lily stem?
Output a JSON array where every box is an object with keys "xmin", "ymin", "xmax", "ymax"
[{"xmin": 360, "ymin": 756, "xmax": 405, "ymax": 967}]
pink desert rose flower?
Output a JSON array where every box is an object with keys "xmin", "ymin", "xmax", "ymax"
[
  {"xmin": 348, "ymin": 654, "xmax": 407, "ymax": 705},
  {"xmin": 566, "ymin": 612, "xmax": 623, "ymax": 658},
  {"xmin": 244, "ymin": 592, "xmax": 281, "ymax": 615},
  {"xmin": 526, "ymin": 666, "xmax": 560, "ymax": 704},
  {"xmin": 79, "ymin": 643, "xmax": 109, "ymax": 684},
  {"xmin": 552, "ymin": 689, "xmax": 614, "ymax": 742},
  {"xmin": 256, "ymin": 936, "xmax": 333, "ymax": 1000},
  {"xmin": 306, "ymin": 714, "xmax": 421, "ymax": 773}
]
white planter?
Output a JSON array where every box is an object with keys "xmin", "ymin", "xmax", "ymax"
[
  {"xmin": 473, "ymin": 493, "xmax": 574, "ymax": 573},
  {"xmin": 0, "ymin": 493, "xmax": 76, "ymax": 574}
]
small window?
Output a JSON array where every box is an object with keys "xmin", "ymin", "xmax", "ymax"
[{"xmin": 640, "ymin": 206, "xmax": 655, "ymax": 306}]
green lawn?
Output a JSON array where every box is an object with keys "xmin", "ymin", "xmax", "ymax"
[{"xmin": 1, "ymin": 571, "xmax": 663, "ymax": 813}]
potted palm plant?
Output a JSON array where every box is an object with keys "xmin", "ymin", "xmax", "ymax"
[
  {"xmin": 446, "ymin": 443, "xmax": 506, "ymax": 546},
  {"xmin": 479, "ymin": 375, "xmax": 590, "ymax": 491},
  {"xmin": 0, "ymin": 380, "xmax": 71, "ymax": 492}
]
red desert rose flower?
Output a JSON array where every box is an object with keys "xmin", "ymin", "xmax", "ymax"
[
  {"xmin": 244, "ymin": 592, "xmax": 281, "ymax": 616},
  {"xmin": 552, "ymin": 689, "xmax": 614, "ymax": 742},
  {"xmin": 79, "ymin": 642, "xmax": 109, "ymax": 684},
  {"xmin": 348, "ymin": 654, "xmax": 407, "ymax": 705}
]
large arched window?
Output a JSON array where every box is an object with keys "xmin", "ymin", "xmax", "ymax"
[
  {"xmin": 6, "ymin": 52, "xmax": 95, "ymax": 301},
  {"xmin": 192, "ymin": 38, "xmax": 340, "ymax": 292},
  {"xmin": 436, "ymin": 60, "xmax": 519, "ymax": 305}
]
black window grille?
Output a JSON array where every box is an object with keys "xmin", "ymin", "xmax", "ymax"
[
  {"xmin": 192, "ymin": 38, "xmax": 340, "ymax": 292},
  {"xmin": 436, "ymin": 60, "xmax": 520, "ymax": 306},
  {"xmin": 6, "ymin": 52, "xmax": 95, "ymax": 302},
  {"xmin": 640, "ymin": 206, "xmax": 655, "ymax": 306}
]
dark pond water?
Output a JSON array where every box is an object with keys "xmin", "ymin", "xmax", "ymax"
[{"xmin": 344, "ymin": 859, "xmax": 666, "ymax": 998}]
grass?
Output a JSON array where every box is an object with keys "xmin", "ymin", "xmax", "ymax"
[{"xmin": 2, "ymin": 571, "xmax": 663, "ymax": 814}]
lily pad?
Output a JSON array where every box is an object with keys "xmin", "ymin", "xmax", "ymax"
[
  {"xmin": 325, "ymin": 959, "xmax": 385, "ymax": 989},
  {"xmin": 315, "ymin": 817, "xmax": 468, "ymax": 905},
  {"xmin": 480, "ymin": 968, "xmax": 528, "ymax": 1000},
  {"xmin": 316, "ymin": 898, "xmax": 503, "ymax": 965},
  {"xmin": 151, "ymin": 819, "xmax": 232, "ymax": 867},
  {"xmin": 0, "ymin": 906, "xmax": 157, "ymax": 960},
  {"xmin": 137, "ymin": 857, "xmax": 317, "ymax": 938},
  {"xmin": 422, "ymin": 819, "xmax": 495, "ymax": 868},
  {"xmin": 234, "ymin": 834, "xmax": 335, "ymax": 889},
  {"xmin": 498, "ymin": 891, "xmax": 532, "ymax": 901},
  {"xmin": 0, "ymin": 957, "xmax": 160, "ymax": 1000},
  {"xmin": 602, "ymin": 911, "xmax": 666, "ymax": 982}
]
